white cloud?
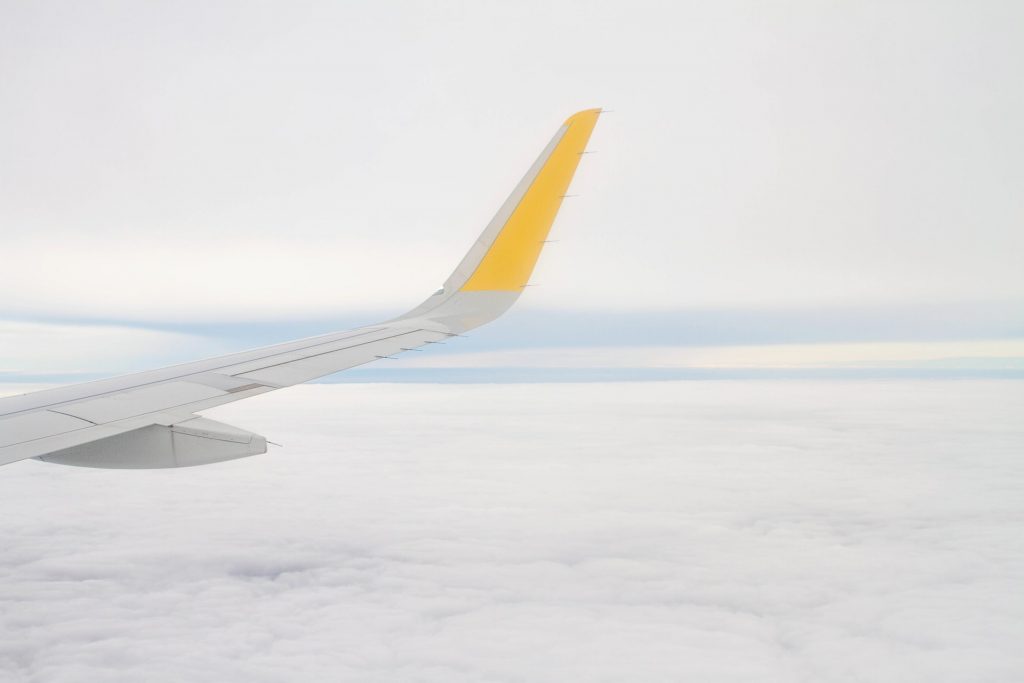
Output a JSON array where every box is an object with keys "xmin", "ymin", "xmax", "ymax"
[
  {"xmin": 0, "ymin": 320, "xmax": 220, "ymax": 375},
  {"xmin": 393, "ymin": 340, "xmax": 1024, "ymax": 369},
  {"xmin": 1, "ymin": 380, "xmax": 1022, "ymax": 681}
]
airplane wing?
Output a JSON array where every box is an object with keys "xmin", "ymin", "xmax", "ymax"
[{"xmin": 0, "ymin": 109, "xmax": 601, "ymax": 469}]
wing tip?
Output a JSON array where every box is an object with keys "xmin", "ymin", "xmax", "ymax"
[{"xmin": 564, "ymin": 108, "xmax": 604, "ymax": 126}]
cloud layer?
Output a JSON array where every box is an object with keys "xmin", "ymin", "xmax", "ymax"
[{"xmin": 2, "ymin": 380, "xmax": 1022, "ymax": 682}]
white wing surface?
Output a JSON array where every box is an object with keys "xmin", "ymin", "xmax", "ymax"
[{"xmin": 0, "ymin": 109, "xmax": 601, "ymax": 468}]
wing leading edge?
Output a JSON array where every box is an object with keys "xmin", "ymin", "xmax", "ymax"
[{"xmin": 0, "ymin": 109, "xmax": 602, "ymax": 468}]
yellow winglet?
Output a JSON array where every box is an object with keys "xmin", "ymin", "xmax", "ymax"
[{"xmin": 460, "ymin": 108, "xmax": 601, "ymax": 292}]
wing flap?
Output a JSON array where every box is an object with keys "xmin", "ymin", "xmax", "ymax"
[
  {"xmin": 55, "ymin": 381, "xmax": 226, "ymax": 424},
  {"xmin": 233, "ymin": 328, "xmax": 449, "ymax": 387},
  {"xmin": 0, "ymin": 411, "xmax": 96, "ymax": 449},
  {"xmin": 217, "ymin": 326, "xmax": 413, "ymax": 378}
]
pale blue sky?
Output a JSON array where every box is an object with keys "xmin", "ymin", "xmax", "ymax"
[{"xmin": 2, "ymin": 1, "xmax": 1022, "ymax": 378}]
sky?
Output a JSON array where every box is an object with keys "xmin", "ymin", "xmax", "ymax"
[
  {"xmin": 1, "ymin": 0, "xmax": 1023, "ymax": 379},
  {"xmin": 2, "ymin": 380, "xmax": 1023, "ymax": 682}
]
